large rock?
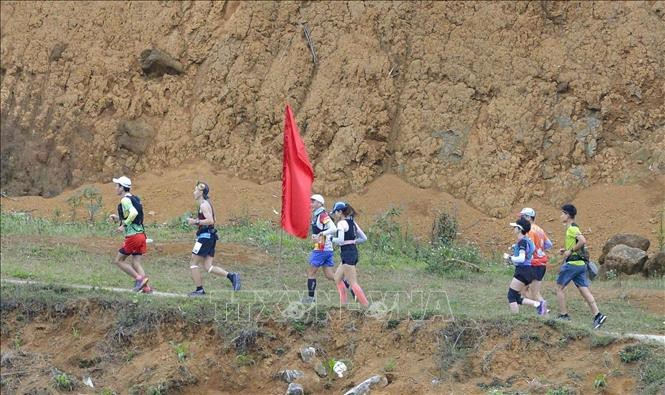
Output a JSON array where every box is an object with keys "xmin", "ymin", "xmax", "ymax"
[
  {"xmin": 116, "ymin": 119, "xmax": 155, "ymax": 154},
  {"xmin": 644, "ymin": 252, "xmax": 665, "ymax": 277},
  {"xmin": 343, "ymin": 375, "xmax": 389, "ymax": 395},
  {"xmin": 599, "ymin": 234, "xmax": 650, "ymax": 264},
  {"xmin": 276, "ymin": 369, "xmax": 304, "ymax": 383},
  {"xmin": 603, "ymin": 245, "xmax": 648, "ymax": 275},
  {"xmin": 285, "ymin": 383, "xmax": 304, "ymax": 395},
  {"xmin": 138, "ymin": 48, "xmax": 184, "ymax": 77}
]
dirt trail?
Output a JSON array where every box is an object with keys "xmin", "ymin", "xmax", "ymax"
[
  {"xmin": 2, "ymin": 165, "xmax": 664, "ymax": 258},
  {"xmin": 1, "ymin": 297, "xmax": 656, "ymax": 395}
]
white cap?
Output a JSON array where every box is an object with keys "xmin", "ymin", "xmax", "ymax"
[
  {"xmin": 112, "ymin": 176, "xmax": 132, "ymax": 188},
  {"xmin": 509, "ymin": 222, "xmax": 524, "ymax": 231},
  {"xmin": 310, "ymin": 194, "xmax": 324, "ymax": 204},
  {"xmin": 520, "ymin": 207, "xmax": 536, "ymax": 218}
]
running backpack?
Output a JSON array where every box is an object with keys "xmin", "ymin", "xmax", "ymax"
[{"xmin": 117, "ymin": 195, "xmax": 144, "ymax": 226}]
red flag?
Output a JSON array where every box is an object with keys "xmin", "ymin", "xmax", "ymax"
[{"xmin": 281, "ymin": 104, "xmax": 314, "ymax": 238}]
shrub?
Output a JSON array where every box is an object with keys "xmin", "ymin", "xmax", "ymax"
[{"xmin": 431, "ymin": 210, "xmax": 458, "ymax": 247}]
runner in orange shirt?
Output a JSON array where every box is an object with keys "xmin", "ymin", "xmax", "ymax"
[{"xmin": 520, "ymin": 208, "xmax": 552, "ymax": 306}]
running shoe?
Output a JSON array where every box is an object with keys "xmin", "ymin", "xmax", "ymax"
[
  {"xmin": 301, "ymin": 296, "xmax": 315, "ymax": 304},
  {"xmin": 557, "ymin": 314, "xmax": 571, "ymax": 321},
  {"xmin": 536, "ymin": 300, "xmax": 548, "ymax": 316},
  {"xmin": 141, "ymin": 285, "xmax": 154, "ymax": 294},
  {"xmin": 229, "ymin": 272, "xmax": 241, "ymax": 291},
  {"xmin": 188, "ymin": 288, "xmax": 206, "ymax": 297},
  {"xmin": 133, "ymin": 276, "xmax": 149, "ymax": 292},
  {"xmin": 593, "ymin": 313, "xmax": 607, "ymax": 329}
]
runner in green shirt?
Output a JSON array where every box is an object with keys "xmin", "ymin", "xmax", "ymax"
[
  {"xmin": 555, "ymin": 204, "xmax": 606, "ymax": 329},
  {"xmin": 108, "ymin": 176, "xmax": 151, "ymax": 293}
]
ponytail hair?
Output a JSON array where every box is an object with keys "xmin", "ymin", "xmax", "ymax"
[
  {"xmin": 341, "ymin": 205, "xmax": 356, "ymax": 218},
  {"xmin": 196, "ymin": 181, "xmax": 210, "ymax": 200}
]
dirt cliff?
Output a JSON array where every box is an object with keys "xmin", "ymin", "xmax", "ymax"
[{"xmin": 1, "ymin": 1, "xmax": 664, "ymax": 216}]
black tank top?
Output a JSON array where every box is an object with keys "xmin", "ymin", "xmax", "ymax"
[
  {"xmin": 341, "ymin": 218, "xmax": 357, "ymax": 253},
  {"xmin": 197, "ymin": 200, "xmax": 215, "ymax": 234}
]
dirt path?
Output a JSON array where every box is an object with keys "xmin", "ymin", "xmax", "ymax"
[{"xmin": 2, "ymin": 168, "xmax": 664, "ymax": 258}]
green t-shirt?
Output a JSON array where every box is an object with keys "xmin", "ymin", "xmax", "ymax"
[
  {"xmin": 120, "ymin": 196, "xmax": 144, "ymax": 237},
  {"xmin": 565, "ymin": 224, "xmax": 585, "ymax": 266}
]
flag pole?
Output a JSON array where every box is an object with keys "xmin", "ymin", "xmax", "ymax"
[{"xmin": 277, "ymin": 225, "xmax": 283, "ymax": 289}]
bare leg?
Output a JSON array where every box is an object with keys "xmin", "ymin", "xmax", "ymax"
[
  {"xmin": 344, "ymin": 265, "xmax": 369, "ymax": 306},
  {"xmin": 131, "ymin": 255, "xmax": 146, "ymax": 277},
  {"xmin": 556, "ymin": 284, "xmax": 568, "ymax": 315},
  {"xmin": 509, "ymin": 278, "xmax": 540, "ymax": 313},
  {"xmin": 577, "ymin": 286, "xmax": 600, "ymax": 316},
  {"xmin": 333, "ymin": 264, "xmax": 345, "ymax": 283},
  {"xmin": 531, "ymin": 280, "xmax": 543, "ymax": 301},
  {"xmin": 203, "ymin": 256, "xmax": 229, "ymax": 277},
  {"xmin": 114, "ymin": 253, "xmax": 139, "ymax": 278},
  {"xmin": 323, "ymin": 266, "xmax": 335, "ymax": 281},
  {"xmin": 190, "ymin": 254, "xmax": 204, "ymax": 288}
]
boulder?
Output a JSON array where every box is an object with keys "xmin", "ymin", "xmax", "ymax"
[
  {"xmin": 299, "ymin": 346, "xmax": 315, "ymax": 363},
  {"xmin": 139, "ymin": 48, "xmax": 184, "ymax": 77},
  {"xmin": 343, "ymin": 375, "xmax": 389, "ymax": 395},
  {"xmin": 313, "ymin": 360, "xmax": 327, "ymax": 378},
  {"xmin": 285, "ymin": 383, "xmax": 304, "ymax": 395},
  {"xmin": 49, "ymin": 42, "xmax": 67, "ymax": 62},
  {"xmin": 644, "ymin": 252, "xmax": 665, "ymax": 277},
  {"xmin": 603, "ymin": 245, "xmax": 648, "ymax": 275},
  {"xmin": 599, "ymin": 234, "xmax": 650, "ymax": 264},
  {"xmin": 117, "ymin": 119, "xmax": 155, "ymax": 154},
  {"xmin": 276, "ymin": 370, "xmax": 304, "ymax": 383}
]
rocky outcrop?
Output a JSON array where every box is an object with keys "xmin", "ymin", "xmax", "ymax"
[
  {"xmin": 599, "ymin": 234, "xmax": 650, "ymax": 264},
  {"xmin": 139, "ymin": 48, "xmax": 184, "ymax": 77},
  {"xmin": 644, "ymin": 252, "xmax": 665, "ymax": 277},
  {"xmin": 603, "ymin": 245, "xmax": 649, "ymax": 275},
  {"xmin": 1, "ymin": 2, "xmax": 664, "ymax": 214}
]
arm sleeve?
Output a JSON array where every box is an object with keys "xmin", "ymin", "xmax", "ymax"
[
  {"xmin": 320, "ymin": 213, "xmax": 337, "ymax": 237},
  {"xmin": 510, "ymin": 250, "xmax": 526, "ymax": 264},
  {"xmin": 355, "ymin": 222, "xmax": 368, "ymax": 244},
  {"xmin": 331, "ymin": 220, "xmax": 348, "ymax": 245},
  {"xmin": 121, "ymin": 197, "xmax": 138, "ymax": 225}
]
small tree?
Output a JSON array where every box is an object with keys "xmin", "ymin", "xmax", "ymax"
[
  {"xmin": 431, "ymin": 210, "xmax": 458, "ymax": 247},
  {"xmin": 81, "ymin": 187, "xmax": 103, "ymax": 224},
  {"xmin": 66, "ymin": 194, "xmax": 82, "ymax": 222}
]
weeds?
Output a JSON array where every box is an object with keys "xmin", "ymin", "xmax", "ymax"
[
  {"xmin": 657, "ymin": 205, "xmax": 664, "ymax": 252},
  {"xmin": 593, "ymin": 373, "xmax": 607, "ymax": 392},
  {"xmin": 547, "ymin": 387, "xmax": 572, "ymax": 395},
  {"xmin": 620, "ymin": 344, "xmax": 650, "ymax": 363},
  {"xmin": 291, "ymin": 320, "xmax": 306, "ymax": 334},
  {"xmin": 386, "ymin": 319, "xmax": 401, "ymax": 329},
  {"xmin": 591, "ymin": 334, "xmax": 616, "ymax": 348},
  {"xmin": 431, "ymin": 210, "xmax": 458, "ymax": 247},
  {"xmin": 171, "ymin": 342, "xmax": 188, "ymax": 361},
  {"xmin": 52, "ymin": 372, "xmax": 75, "ymax": 391},
  {"xmin": 235, "ymin": 354, "xmax": 255, "ymax": 366},
  {"xmin": 383, "ymin": 358, "xmax": 397, "ymax": 372}
]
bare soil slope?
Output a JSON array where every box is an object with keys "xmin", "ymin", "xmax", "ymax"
[
  {"xmin": 1, "ymin": 1, "xmax": 664, "ymax": 217},
  {"xmin": 1, "ymin": 300, "xmax": 652, "ymax": 395}
]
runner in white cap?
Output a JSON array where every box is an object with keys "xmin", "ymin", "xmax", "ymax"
[
  {"xmin": 519, "ymin": 208, "xmax": 551, "ymax": 309},
  {"xmin": 108, "ymin": 176, "xmax": 152, "ymax": 293},
  {"xmin": 304, "ymin": 194, "xmax": 337, "ymax": 303}
]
